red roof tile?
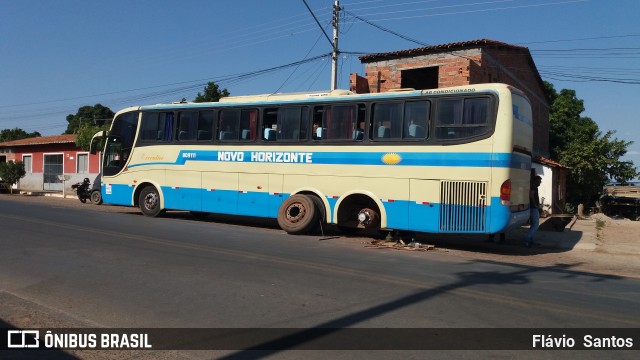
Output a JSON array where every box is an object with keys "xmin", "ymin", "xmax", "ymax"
[
  {"xmin": 0, "ymin": 134, "xmax": 76, "ymax": 147},
  {"xmin": 535, "ymin": 156, "xmax": 569, "ymax": 168},
  {"xmin": 358, "ymin": 39, "xmax": 529, "ymax": 62}
]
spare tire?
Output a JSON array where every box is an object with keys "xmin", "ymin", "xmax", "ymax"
[{"xmin": 277, "ymin": 194, "xmax": 319, "ymax": 234}]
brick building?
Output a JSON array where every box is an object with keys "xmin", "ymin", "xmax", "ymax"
[
  {"xmin": 0, "ymin": 134, "xmax": 101, "ymax": 193},
  {"xmin": 350, "ymin": 39, "xmax": 550, "ymax": 157},
  {"xmin": 350, "ymin": 39, "xmax": 567, "ymax": 212}
]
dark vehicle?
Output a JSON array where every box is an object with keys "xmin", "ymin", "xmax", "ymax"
[
  {"xmin": 72, "ymin": 178, "xmax": 103, "ymax": 205},
  {"xmin": 599, "ymin": 182, "xmax": 640, "ymax": 221}
]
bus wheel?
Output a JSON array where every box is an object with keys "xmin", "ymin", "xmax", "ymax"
[
  {"xmin": 90, "ymin": 190, "xmax": 103, "ymax": 205},
  {"xmin": 139, "ymin": 186, "xmax": 163, "ymax": 217},
  {"xmin": 309, "ymin": 195, "xmax": 326, "ymax": 232},
  {"xmin": 277, "ymin": 194, "xmax": 319, "ymax": 234}
]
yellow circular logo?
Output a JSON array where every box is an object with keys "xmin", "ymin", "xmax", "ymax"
[{"xmin": 381, "ymin": 153, "xmax": 402, "ymax": 165}]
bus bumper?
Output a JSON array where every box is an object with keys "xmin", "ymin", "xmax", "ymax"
[
  {"xmin": 489, "ymin": 201, "xmax": 530, "ymax": 233},
  {"xmin": 503, "ymin": 209, "xmax": 530, "ymax": 232}
]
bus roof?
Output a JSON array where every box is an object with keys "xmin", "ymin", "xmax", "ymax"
[{"xmin": 138, "ymin": 83, "xmax": 514, "ymax": 111}]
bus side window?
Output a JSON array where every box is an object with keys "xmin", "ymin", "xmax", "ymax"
[
  {"xmin": 240, "ymin": 109, "xmax": 257, "ymax": 141},
  {"xmin": 177, "ymin": 111, "xmax": 198, "ymax": 141},
  {"xmin": 403, "ymin": 101, "xmax": 430, "ymax": 140},
  {"xmin": 197, "ymin": 111, "xmax": 214, "ymax": 141},
  {"xmin": 140, "ymin": 112, "xmax": 159, "ymax": 141},
  {"xmin": 277, "ymin": 107, "xmax": 308, "ymax": 141},
  {"xmin": 312, "ymin": 106, "xmax": 325, "ymax": 140},
  {"xmin": 373, "ymin": 102, "xmax": 402, "ymax": 140},
  {"xmin": 353, "ymin": 104, "xmax": 366, "ymax": 141},
  {"xmin": 140, "ymin": 112, "xmax": 174, "ymax": 142},
  {"xmin": 218, "ymin": 110, "xmax": 240, "ymax": 141},
  {"xmin": 436, "ymin": 98, "xmax": 490, "ymax": 140},
  {"xmin": 435, "ymin": 99, "xmax": 462, "ymax": 139},
  {"xmin": 325, "ymin": 105, "xmax": 356, "ymax": 140},
  {"xmin": 262, "ymin": 108, "xmax": 278, "ymax": 141}
]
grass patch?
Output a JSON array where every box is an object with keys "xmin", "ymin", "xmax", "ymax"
[{"xmin": 595, "ymin": 218, "xmax": 606, "ymax": 239}]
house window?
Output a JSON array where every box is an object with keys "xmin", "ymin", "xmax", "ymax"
[
  {"xmin": 77, "ymin": 153, "xmax": 88, "ymax": 173},
  {"xmin": 22, "ymin": 155, "xmax": 32, "ymax": 173}
]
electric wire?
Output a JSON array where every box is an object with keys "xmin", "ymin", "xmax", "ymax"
[{"xmin": 2, "ymin": 0, "xmax": 638, "ymax": 135}]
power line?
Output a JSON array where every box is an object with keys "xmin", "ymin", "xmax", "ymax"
[
  {"xmin": 518, "ymin": 34, "xmax": 640, "ymax": 45},
  {"xmin": 343, "ymin": 9, "xmax": 428, "ymax": 46},
  {"xmin": 1, "ymin": 54, "xmax": 331, "ymax": 111},
  {"xmin": 343, "ymin": 0, "xmax": 589, "ymax": 22},
  {"xmin": 302, "ymin": 0, "xmax": 334, "ymax": 47},
  {"xmin": 0, "ymin": 54, "xmax": 332, "ymax": 126},
  {"xmin": 274, "ymin": 33, "xmax": 327, "ymax": 93}
]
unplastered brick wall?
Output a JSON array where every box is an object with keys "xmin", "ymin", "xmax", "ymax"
[
  {"xmin": 354, "ymin": 46, "xmax": 549, "ymax": 156},
  {"xmin": 362, "ymin": 49, "xmax": 482, "ymax": 92},
  {"xmin": 481, "ymin": 47, "xmax": 550, "ymax": 156}
]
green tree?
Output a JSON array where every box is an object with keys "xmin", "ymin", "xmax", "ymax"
[
  {"xmin": 0, "ymin": 128, "xmax": 41, "ymax": 142},
  {"xmin": 75, "ymin": 123, "xmax": 109, "ymax": 151},
  {"xmin": 65, "ymin": 104, "xmax": 114, "ymax": 135},
  {"xmin": 0, "ymin": 160, "xmax": 26, "ymax": 194},
  {"xmin": 545, "ymin": 81, "xmax": 638, "ymax": 207},
  {"xmin": 193, "ymin": 82, "xmax": 230, "ymax": 103}
]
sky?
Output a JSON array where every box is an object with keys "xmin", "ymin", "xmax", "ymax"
[{"xmin": 1, "ymin": 0, "xmax": 638, "ymax": 165}]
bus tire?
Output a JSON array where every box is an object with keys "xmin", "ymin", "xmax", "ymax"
[
  {"xmin": 91, "ymin": 190, "xmax": 103, "ymax": 205},
  {"xmin": 277, "ymin": 194, "xmax": 319, "ymax": 234},
  {"xmin": 139, "ymin": 186, "xmax": 163, "ymax": 217},
  {"xmin": 309, "ymin": 195, "xmax": 326, "ymax": 232}
]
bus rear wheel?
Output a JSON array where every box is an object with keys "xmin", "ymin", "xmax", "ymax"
[
  {"xmin": 139, "ymin": 186, "xmax": 163, "ymax": 217},
  {"xmin": 277, "ymin": 194, "xmax": 319, "ymax": 234}
]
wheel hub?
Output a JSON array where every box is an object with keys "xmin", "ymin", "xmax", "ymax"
[
  {"xmin": 286, "ymin": 203, "xmax": 306, "ymax": 223},
  {"xmin": 144, "ymin": 193, "xmax": 158, "ymax": 210}
]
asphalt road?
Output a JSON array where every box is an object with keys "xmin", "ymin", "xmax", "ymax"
[{"xmin": 0, "ymin": 197, "xmax": 639, "ymax": 359}]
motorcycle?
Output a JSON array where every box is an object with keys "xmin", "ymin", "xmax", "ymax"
[{"xmin": 71, "ymin": 178, "xmax": 103, "ymax": 205}]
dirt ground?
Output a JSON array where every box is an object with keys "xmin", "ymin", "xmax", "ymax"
[
  {"xmin": 414, "ymin": 213, "xmax": 640, "ymax": 279},
  {"xmin": 3, "ymin": 193, "xmax": 639, "ymax": 279}
]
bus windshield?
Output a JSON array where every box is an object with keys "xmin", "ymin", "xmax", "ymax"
[{"xmin": 103, "ymin": 111, "xmax": 138, "ymax": 176}]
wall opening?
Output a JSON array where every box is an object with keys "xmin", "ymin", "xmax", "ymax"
[{"xmin": 401, "ymin": 67, "xmax": 439, "ymax": 90}]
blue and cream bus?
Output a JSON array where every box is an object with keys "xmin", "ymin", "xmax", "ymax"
[{"xmin": 92, "ymin": 83, "xmax": 533, "ymax": 235}]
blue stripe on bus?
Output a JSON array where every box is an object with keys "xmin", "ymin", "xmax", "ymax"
[
  {"xmin": 127, "ymin": 151, "xmax": 530, "ymax": 169},
  {"xmin": 103, "ymin": 185, "xmax": 528, "ymax": 233}
]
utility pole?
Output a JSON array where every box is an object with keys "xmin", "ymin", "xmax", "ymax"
[{"xmin": 330, "ymin": 0, "xmax": 340, "ymax": 91}]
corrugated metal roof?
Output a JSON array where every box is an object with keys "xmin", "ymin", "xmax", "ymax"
[
  {"xmin": 358, "ymin": 39, "xmax": 529, "ymax": 62},
  {"xmin": 0, "ymin": 134, "xmax": 76, "ymax": 147}
]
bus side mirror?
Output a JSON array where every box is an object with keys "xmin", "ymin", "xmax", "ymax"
[{"xmin": 90, "ymin": 131, "xmax": 108, "ymax": 155}]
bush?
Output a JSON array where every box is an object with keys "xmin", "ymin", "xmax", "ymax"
[{"xmin": 0, "ymin": 161, "xmax": 26, "ymax": 194}]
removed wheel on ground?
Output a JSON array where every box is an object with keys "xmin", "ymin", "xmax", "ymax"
[{"xmin": 277, "ymin": 194, "xmax": 319, "ymax": 234}]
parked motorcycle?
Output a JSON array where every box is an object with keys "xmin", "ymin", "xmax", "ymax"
[{"xmin": 71, "ymin": 178, "xmax": 102, "ymax": 205}]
